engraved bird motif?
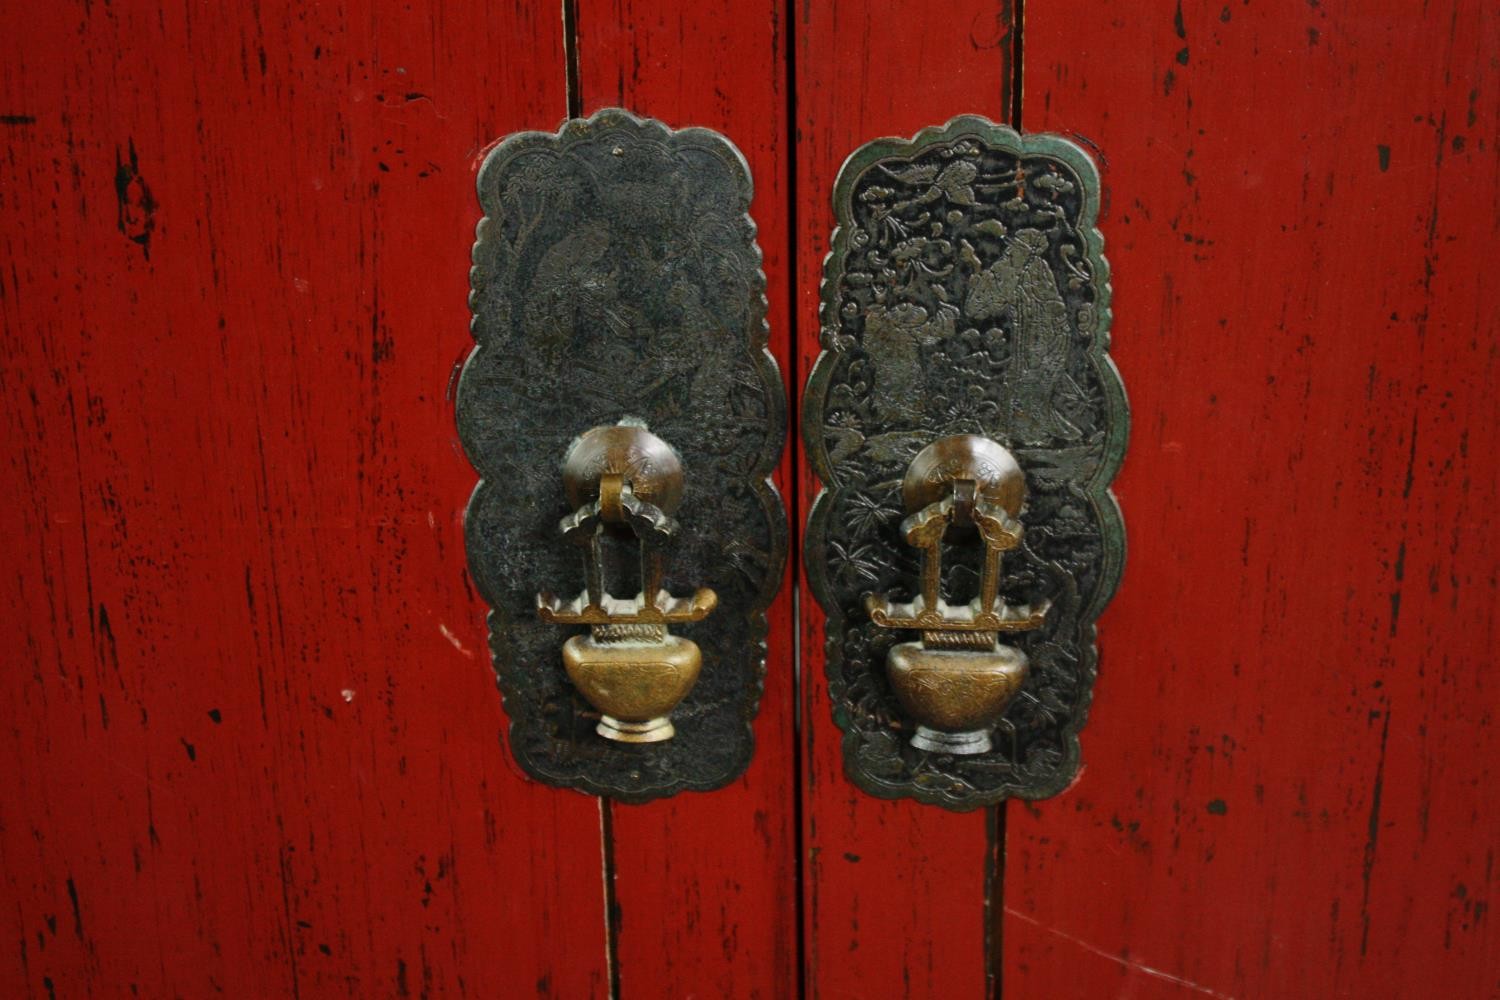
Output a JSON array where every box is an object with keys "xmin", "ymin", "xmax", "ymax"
[{"xmin": 881, "ymin": 159, "xmax": 980, "ymax": 208}]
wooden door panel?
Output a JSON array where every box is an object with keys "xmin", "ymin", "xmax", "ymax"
[
  {"xmin": 6, "ymin": 1, "xmax": 1497, "ymax": 996},
  {"xmin": 575, "ymin": 2, "xmax": 799, "ymax": 995},
  {"xmin": 0, "ymin": 3, "xmax": 612, "ymax": 995},
  {"xmin": 1007, "ymin": 2, "xmax": 1500, "ymax": 997},
  {"xmin": 793, "ymin": 4, "xmax": 1019, "ymax": 996}
]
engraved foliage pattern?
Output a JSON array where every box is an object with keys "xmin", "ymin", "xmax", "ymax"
[
  {"xmin": 459, "ymin": 110, "xmax": 786, "ymax": 801},
  {"xmin": 804, "ymin": 117, "xmax": 1126, "ymax": 809}
]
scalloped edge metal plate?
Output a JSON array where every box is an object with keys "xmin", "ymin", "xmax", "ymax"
[
  {"xmin": 803, "ymin": 116, "xmax": 1127, "ymax": 809},
  {"xmin": 459, "ymin": 109, "xmax": 787, "ymax": 802}
]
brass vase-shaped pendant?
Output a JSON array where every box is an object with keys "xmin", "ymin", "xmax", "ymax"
[
  {"xmin": 886, "ymin": 636, "xmax": 1027, "ymax": 755},
  {"xmin": 562, "ymin": 625, "xmax": 703, "ymax": 743}
]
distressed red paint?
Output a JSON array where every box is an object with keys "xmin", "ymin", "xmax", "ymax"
[
  {"xmin": 3, "ymin": 1, "xmax": 1497, "ymax": 997},
  {"xmin": 0, "ymin": 2, "xmax": 608, "ymax": 996},
  {"xmin": 1005, "ymin": 1, "xmax": 1500, "ymax": 997}
]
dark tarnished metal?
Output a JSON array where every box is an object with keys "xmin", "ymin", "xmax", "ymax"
[
  {"xmin": 459, "ymin": 109, "xmax": 786, "ymax": 802},
  {"xmin": 803, "ymin": 116, "xmax": 1127, "ymax": 810}
]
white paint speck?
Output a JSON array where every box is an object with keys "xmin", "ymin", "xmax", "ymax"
[
  {"xmin": 439, "ymin": 623, "xmax": 474, "ymax": 658},
  {"xmin": 340, "ymin": 689, "xmax": 356, "ymax": 702}
]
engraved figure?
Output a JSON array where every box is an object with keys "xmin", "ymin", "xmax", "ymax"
[
  {"xmin": 861, "ymin": 302, "xmax": 956, "ymax": 422},
  {"xmin": 524, "ymin": 221, "xmax": 626, "ymax": 359},
  {"xmin": 962, "ymin": 228, "xmax": 1081, "ymax": 443}
]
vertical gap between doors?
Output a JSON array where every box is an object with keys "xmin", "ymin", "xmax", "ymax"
[
  {"xmin": 986, "ymin": 7, "xmax": 1023, "ymax": 999},
  {"xmin": 562, "ymin": 4, "xmax": 613, "ymax": 993},
  {"xmin": 599, "ymin": 798, "xmax": 623, "ymax": 1000},
  {"xmin": 562, "ymin": 0, "xmax": 582, "ymax": 119},
  {"xmin": 784, "ymin": 0, "xmax": 808, "ymax": 995},
  {"xmin": 1011, "ymin": 0, "xmax": 1025, "ymax": 130},
  {"xmin": 984, "ymin": 804, "xmax": 1007, "ymax": 999}
]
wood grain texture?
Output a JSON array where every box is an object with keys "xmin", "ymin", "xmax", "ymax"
[
  {"xmin": 576, "ymin": 1, "xmax": 800, "ymax": 995},
  {"xmin": 0, "ymin": 2, "xmax": 611, "ymax": 996},
  {"xmin": 794, "ymin": 3, "xmax": 1017, "ymax": 996},
  {"xmin": 1007, "ymin": 1, "xmax": 1500, "ymax": 997}
]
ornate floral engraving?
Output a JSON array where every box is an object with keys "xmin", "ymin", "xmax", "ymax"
[
  {"xmin": 803, "ymin": 116, "xmax": 1127, "ymax": 809},
  {"xmin": 459, "ymin": 109, "xmax": 786, "ymax": 801}
]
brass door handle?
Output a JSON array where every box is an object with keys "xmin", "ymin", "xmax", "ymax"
[
  {"xmin": 865, "ymin": 435, "xmax": 1048, "ymax": 755},
  {"xmin": 536, "ymin": 422, "xmax": 717, "ymax": 744}
]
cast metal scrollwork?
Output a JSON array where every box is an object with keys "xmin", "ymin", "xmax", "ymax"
[
  {"xmin": 459, "ymin": 109, "xmax": 787, "ymax": 802},
  {"xmin": 803, "ymin": 116, "xmax": 1127, "ymax": 809}
]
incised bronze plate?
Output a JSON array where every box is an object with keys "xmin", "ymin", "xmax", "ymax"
[
  {"xmin": 803, "ymin": 116, "xmax": 1127, "ymax": 810},
  {"xmin": 459, "ymin": 109, "xmax": 786, "ymax": 801}
]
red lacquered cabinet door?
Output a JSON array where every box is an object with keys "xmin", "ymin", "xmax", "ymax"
[
  {"xmin": 795, "ymin": 2, "xmax": 1499, "ymax": 998},
  {"xmin": 3, "ymin": 1, "xmax": 1496, "ymax": 998},
  {"xmin": 0, "ymin": 1, "xmax": 793, "ymax": 996}
]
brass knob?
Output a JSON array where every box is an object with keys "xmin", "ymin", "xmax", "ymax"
[
  {"xmin": 865, "ymin": 435, "xmax": 1048, "ymax": 755},
  {"xmin": 537, "ymin": 422, "xmax": 717, "ymax": 743}
]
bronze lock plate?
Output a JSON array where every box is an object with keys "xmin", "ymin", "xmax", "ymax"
[
  {"xmin": 803, "ymin": 117, "xmax": 1127, "ymax": 809},
  {"xmin": 458, "ymin": 110, "xmax": 787, "ymax": 802}
]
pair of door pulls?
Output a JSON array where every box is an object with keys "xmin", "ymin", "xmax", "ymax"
[{"xmin": 457, "ymin": 109, "xmax": 1126, "ymax": 811}]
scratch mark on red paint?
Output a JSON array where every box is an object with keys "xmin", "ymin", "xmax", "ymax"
[
  {"xmin": 438, "ymin": 624, "xmax": 474, "ymax": 658},
  {"xmin": 1057, "ymin": 762, "xmax": 1087, "ymax": 796},
  {"xmin": 1005, "ymin": 906, "xmax": 1237, "ymax": 999},
  {"xmin": 471, "ymin": 135, "xmax": 506, "ymax": 173},
  {"xmin": 113, "ymin": 139, "xmax": 157, "ymax": 257}
]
